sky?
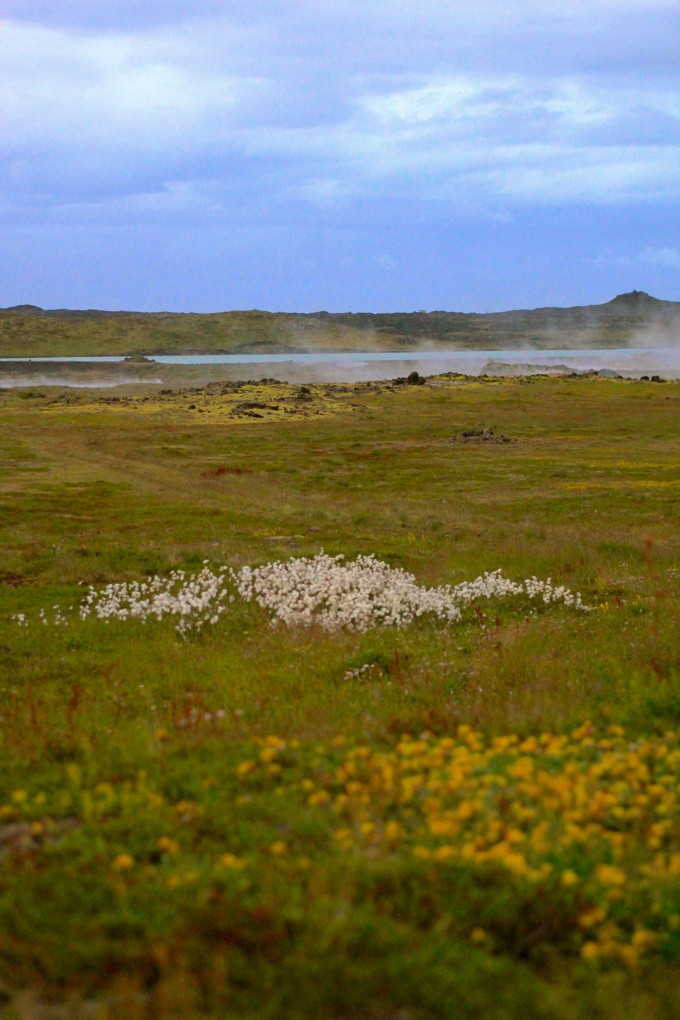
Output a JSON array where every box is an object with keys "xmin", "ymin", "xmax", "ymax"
[{"xmin": 1, "ymin": 0, "xmax": 679, "ymax": 312}]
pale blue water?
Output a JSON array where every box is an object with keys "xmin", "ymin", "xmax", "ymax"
[
  {"xmin": 2, "ymin": 348, "xmax": 678, "ymax": 387},
  {"xmin": 0, "ymin": 347, "xmax": 670, "ymax": 365}
]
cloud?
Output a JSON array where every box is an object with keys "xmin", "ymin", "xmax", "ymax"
[
  {"xmin": 597, "ymin": 246, "xmax": 680, "ymax": 269},
  {"xmin": 2, "ymin": 21, "xmax": 269, "ymax": 150},
  {"xmin": 7, "ymin": 0, "xmax": 679, "ymax": 29},
  {"xmin": 642, "ymin": 247, "xmax": 680, "ymax": 268},
  {"xmin": 1, "ymin": 0, "xmax": 234, "ymax": 30},
  {"xmin": 238, "ymin": 77, "xmax": 680, "ymax": 208},
  {"xmin": 1, "ymin": 6, "xmax": 679, "ymax": 222}
]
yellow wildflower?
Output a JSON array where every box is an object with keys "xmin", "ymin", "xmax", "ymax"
[
  {"xmin": 596, "ymin": 864, "xmax": 626, "ymax": 886},
  {"xmin": 112, "ymin": 853, "xmax": 134, "ymax": 872},
  {"xmin": 157, "ymin": 836, "xmax": 178, "ymax": 855},
  {"xmin": 385, "ymin": 820, "xmax": 401, "ymax": 844},
  {"xmin": 220, "ymin": 853, "xmax": 246, "ymax": 870}
]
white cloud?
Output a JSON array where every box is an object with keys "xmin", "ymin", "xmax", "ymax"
[
  {"xmin": 358, "ymin": 78, "xmax": 512, "ymax": 125},
  {"xmin": 261, "ymin": 78, "xmax": 680, "ymax": 207},
  {"xmin": 595, "ymin": 246, "xmax": 680, "ymax": 269},
  {"xmin": 297, "ymin": 177, "xmax": 358, "ymax": 207},
  {"xmin": 487, "ymin": 146, "xmax": 680, "ymax": 204},
  {"xmin": 641, "ymin": 247, "xmax": 680, "ymax": 268},
  {"xmin": 2, "ymin": 20, "xmax": 269, "ymax": 152},
  {"xmin": 1, "ymin": 10, "xmax": 679, "ymax": 216}
]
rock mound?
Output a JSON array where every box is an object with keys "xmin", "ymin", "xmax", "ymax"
[{"xmin": 448, "ymin": 428, "xmax": 514, "ymax": 445}]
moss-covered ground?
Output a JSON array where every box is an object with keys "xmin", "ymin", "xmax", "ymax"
[{"xmin": 0, "ymin": 375, "xmax": 679, "ymax": 1018}]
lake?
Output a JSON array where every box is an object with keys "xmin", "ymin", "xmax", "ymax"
[
  {"xmin": 1, "ymin": 348, "xmax": 678, "ymax": 385},
  {"xmin": 1, "ymin": 347, "xmax": 677, "ymax": 366}
]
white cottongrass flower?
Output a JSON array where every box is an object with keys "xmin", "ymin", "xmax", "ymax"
[
  {"xmin": 233, "ymin": 552, "xmax": 587, "ymax": 633},
  {"xmin": 78, "ymin": 563, "xmax": 233, "ymax": 635},
  {"xmin": 14, "ymin": 552, "xmax": 587, "ymax": 635}
]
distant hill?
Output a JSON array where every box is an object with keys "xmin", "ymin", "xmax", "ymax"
[
  {"xmin": 605, "ymin": 290, "xmax": 673, "ymax": 311},
  {"xmin": 305, "ymin": 291, "xmax": 680, "ymax": 350},
  {"xmin": 1, "ymin": 292, "xmax": 678, "ymax": 358},
  {"xmin": 1, "ymin": 304, "xmax": 47, "ymax": 316},
  {"xmin": 0, "ymin": 304, "xmax": 155, "ymax": 319}
]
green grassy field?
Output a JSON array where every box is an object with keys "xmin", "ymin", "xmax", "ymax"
[
  {"xmin": 1, "ymin": 375, "xmax": 679, "ymax": 1018},
  {"xmin": 0, "ymin": 311, "xmax": 380, "ymax": 358}
]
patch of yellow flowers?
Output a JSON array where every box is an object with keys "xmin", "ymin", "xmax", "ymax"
[{"xmin": 239, "ymin": 723, "xmax": 680, "ymax": 969}]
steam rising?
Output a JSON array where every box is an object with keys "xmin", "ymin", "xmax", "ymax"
[
  {"xmin": 2, "ymin": 349, "xmax": 680, "ymax": 388},
  {"xmin": 0, "ymin": 375, "xmax": 162, "ymax": 388}
]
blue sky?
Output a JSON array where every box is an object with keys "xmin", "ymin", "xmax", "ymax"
[{"xmin": 2, "ymin": 0, "xmax": 679, "ymax": 311}]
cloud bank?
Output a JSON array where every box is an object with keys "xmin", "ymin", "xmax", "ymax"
[{"xmin": 1, "ymin": 1, "xmax": 679, "ymax": 310}]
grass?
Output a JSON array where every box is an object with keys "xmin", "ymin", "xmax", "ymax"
[
  {"xmin": 0, "ymin": 374, "xmax": 679, "ymax": 1018},
  {"xmin": 0, "ymin": 311, "xmax": 379, "ymax": 358}
]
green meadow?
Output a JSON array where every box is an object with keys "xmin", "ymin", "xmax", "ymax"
[{"xmin": 1, "ymin": 374, "xmax": 679, "ymax": 1018}]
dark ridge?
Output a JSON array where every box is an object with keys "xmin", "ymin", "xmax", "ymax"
[
  {"xmin": 1, "ymin": 292, "xmax": 678, "ymax": 320},
  {"xmin": 45, "ymin": 308, "xmax": 161, "ymax": 319},
  {"xmin": 2, "ymin": 304, "xmax": 46, "ymax": 315},
  {"xmin": 0, "ymin": 306, "xmax": 168, "ymax": 319}
]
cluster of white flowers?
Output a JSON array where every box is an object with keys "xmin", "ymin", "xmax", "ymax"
[
  {"xmin": 175, "ymin": 706, "xmax": 228, "ymax": 729},
  {"xmin": 13, "ymin": 607, "xmax": 70, "ymax": 628},
  {"xmin": 78, "ymin": 561, "xmax": 234, "ymax": 635},
  {"xmin": 13, "ymin": 552, "xmax": 587, "ymax": 636},
  {"xmin": 447, "ymin": 570, "xmax": 586, "ymax": 611},
  {"xmin": 343, "ymin": 662, "xmax": 382, "ymax": 681},
  {"xmin": 234, "ymin": 553, "xmax": 463, "ymax": 633},
  {"xmin": 233, "ymin": 552, "xmax": 587, "ymax": 633}
]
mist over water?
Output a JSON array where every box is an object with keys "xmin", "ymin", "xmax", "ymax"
[
  {"xmin": 0, "ymin": 376, "xmax": 162, "ymax": 388},
  {"xmin": 2, "ymin": 348, "xmax": 680, "ymax": 386}
]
